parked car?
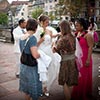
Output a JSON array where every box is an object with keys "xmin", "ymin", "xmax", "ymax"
[{"xmin": 50, "ymin": 20, "xmax": 60, "ymax": 32}]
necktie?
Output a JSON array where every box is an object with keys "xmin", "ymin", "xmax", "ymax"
[{"xmin": 22, "ymin": 29, "xmax": 25, "ymax": 34}]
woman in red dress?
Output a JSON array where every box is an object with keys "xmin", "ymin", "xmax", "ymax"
[{"xmin": 72, "ymin": 18, "xmax": 94, "ymax": 100}]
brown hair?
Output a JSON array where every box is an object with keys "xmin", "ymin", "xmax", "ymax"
[
  {"xmin": 26, "ymin": 18, "xmax": 38, "ymax": 32},
  {"xmin": 18, "ymin": 18, "xmax": 25, "ymax": 25},
  {"xmin": 59, "ymin": 20, "xmax": 71, "ymax": 35},
  {"xmin": 38, "ymin": 15, "xmax": 49, "ymax": 22}
]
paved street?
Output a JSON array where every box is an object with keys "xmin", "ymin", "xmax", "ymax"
[{"xmin": 0, "ymin": 42, "xmax": 100, "ymax": 100}]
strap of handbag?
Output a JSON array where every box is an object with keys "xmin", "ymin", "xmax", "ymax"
[{"xmin": 22, "ymin": 37, "xmax": 30, "ymax": 53}]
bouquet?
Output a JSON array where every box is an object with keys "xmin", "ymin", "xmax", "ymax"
[
  {"xmin": 39, "ymin": 27, "xmax": 45, "ymax": 38},
  {"xmin": 40, "ymin": 31, "xmax": 45, "ymax": 38}
]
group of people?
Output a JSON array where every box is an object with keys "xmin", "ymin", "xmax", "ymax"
[{"xmin": 12, "ymin": 15, "xmax": 98, "ymax": 100}]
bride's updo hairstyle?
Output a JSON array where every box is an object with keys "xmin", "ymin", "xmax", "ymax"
[{"xmin": 38, "ymin": 15, "xmax": 49, "ymax": 23}]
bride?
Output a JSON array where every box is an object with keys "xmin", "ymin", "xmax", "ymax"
[{"xmin": 37, "ymin": 15, "xmax": 61, "ymax": 96}]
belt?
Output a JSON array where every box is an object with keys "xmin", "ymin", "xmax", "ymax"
[{"xmin": 61, "ymin": 53, "xmax": 75, "ymax": 61}]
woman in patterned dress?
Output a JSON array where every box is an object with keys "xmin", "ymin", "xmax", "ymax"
[{"xmin": 54, "ymin": 20, "xmax": 78, "ymax": 100}]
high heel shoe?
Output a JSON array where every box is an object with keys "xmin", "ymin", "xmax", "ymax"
[
  {"xmin": 44, "ymin": 92, "xmax": 49, "ymax": 97},
  {"xmin": 43, "ymin": 86, "xmax": 49, "ymax": 97}
]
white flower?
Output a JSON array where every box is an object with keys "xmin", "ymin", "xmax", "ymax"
[
  {"xmin": 39, "ymin": 27, "xmax": 45, "ymax": 38},
  {"xmin": 39, "ymin": 27, "xmax": 44, "ymax": 33}
]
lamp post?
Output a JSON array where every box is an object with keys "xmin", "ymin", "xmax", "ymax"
[{"xmin": 8, "ymin": 10, "xmax": 13, "ymax": 27}]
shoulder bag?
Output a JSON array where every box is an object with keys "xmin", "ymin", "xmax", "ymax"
[{"xmin": 20, "ymin": 37, "xmax": 37, "ymax": 67}]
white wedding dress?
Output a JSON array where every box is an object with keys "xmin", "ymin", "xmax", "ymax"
[{"xmin": 38, "ymin": 34, "xmax": 61, "ymax": 91}]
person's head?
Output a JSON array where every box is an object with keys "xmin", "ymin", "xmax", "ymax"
[
  {"xmin": 59, "ymin": 20, "xmax": 71, "ymax": 35},
  {"xmin": 75, "ymin": 18, "xmax": 88, "ymax": 32},
  {"xmin": 38, "ymin": 15, "xmax": 49, "ymax": 28},
  {"xmin": 26, "ymin": 18, "xmax": 38, "ymax": 33},
  {"xmin": 89, "ymin": 17, "xmax": 94, "ymax": 23},
  {"xmin": 69, "ymin": 18, "xmax": 75, "ymax": 25},
  {"xmin": 18, "ymin": 18, "xmax": 26, "ymax": 29},
  {"xmin": 88, "ymin": 23, "xmax": 94, "ymax": 31}
]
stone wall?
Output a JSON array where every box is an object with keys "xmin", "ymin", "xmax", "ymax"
[{"xmin": 0, "ymin": 28, "xmax": 11, "ymax": 43}]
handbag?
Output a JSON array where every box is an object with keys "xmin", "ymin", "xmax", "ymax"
[{"xmin": 20, "ymin": 37, "xmax": 37, "ymax": 67}]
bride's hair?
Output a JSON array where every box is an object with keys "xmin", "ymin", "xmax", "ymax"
[
  {"xmin": 38, "ymin": 15, "xmax": 49, "ymax": 22},
  {"xmin": 59, "ymin": 20, "xmax": 71, "ymax": 36}
]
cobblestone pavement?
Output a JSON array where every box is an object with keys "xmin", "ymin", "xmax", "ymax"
[
  {"xmin": 0, "ymin": 42, "xmax": 100, "ymax": 100},
  {"xmin": 0, "ymin": 42, "xmax": 64, "ymax": 100}
]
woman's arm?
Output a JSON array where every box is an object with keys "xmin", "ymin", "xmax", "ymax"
[
  {"xmin": 85, "ymin": 34, "xmax": 94, "ymax": 66},
  {"xmin": 30, "ymin": 46, "xmax": 40, "ymax": 59},
  {"xmin": 46, "ymin": 29, "xmax": 60, "ymax": 38},
  {"xmin": 53, "ymin": 36, "xmax": 64, "ymax": 53},
  {"xmin": 52, "ymin": 32, "xmax": 61, "ymax": 38}
]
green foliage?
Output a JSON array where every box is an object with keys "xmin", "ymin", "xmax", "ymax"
[
  {"xmin": 32, "ymin": 7, "xmax": 43, "ymax": 19},
  {"xmin": 59, "ymin": 0, "xmax": 64, "ymax": 4},
  {"xmin": 49, "ymin": 12, "xmax": 55, "ymax": 21},
  {"xmin": 55, "ymin": 0, "xmax": 85, "ymax": 18},
  {"xmin": 0, "ymin": 12, "xmax": 8, "ymax": 25}
]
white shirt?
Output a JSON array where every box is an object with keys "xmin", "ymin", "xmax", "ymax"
[
  {"xmin": 13, "ymin": 26, "xmax": 26, "ymax": 53},
  {"xmin": 94, "ymin": 23, "xmax": 98, "ymax": 30}
]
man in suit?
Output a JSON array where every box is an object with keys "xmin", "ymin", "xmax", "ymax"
[{"xmin": 13, "ymin": 18, "xmax": 26, "ymax": 78}]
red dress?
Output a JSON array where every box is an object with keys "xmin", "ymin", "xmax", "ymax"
[{"xmin": 72, "ymin": 32, "xmax": 92, "ymax": 100}]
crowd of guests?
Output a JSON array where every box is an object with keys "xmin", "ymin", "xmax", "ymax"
[{"xmin": 12, "ymin": 15, "xmax": 99, "ymax": 100}]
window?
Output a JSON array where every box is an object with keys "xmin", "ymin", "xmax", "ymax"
[
  {"xmin": 99, "ymin": 9, "xmax": 100, "ymax": 15},
  {"xmin": 45, "ymin": 6, "xmax": 48, "ymax": 10},
  {"xmin": 49, "ymin": 0, "xmax": 53, "ymax": 3},
  {"xmin": 99, "ymin": 1, "xmax": 100, "ymax": 7},
  {"xmin": 21, "ymin": 12, "xmax": 24, "ymax": 16},
  {"xmin": 50, "ymin": 5, "xmax": 52, "ymax": 9},
  {"xmin": 45, "ymin": 0, "xmax": 48, "ymax": 3}
]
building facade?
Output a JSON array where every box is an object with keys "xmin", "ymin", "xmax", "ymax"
[
  {"xmin": 95, "ymin": 0, "xmax": 100, "ymax": 22},
  {"xmin": 10, "ymin": 1, "xmax": 29, "ymax": 24},
  {"xmin": 80, "ymin": 0, "xmax": 100, "ymax": 22},
  {"xmin": 44, "ymin": 0, "xmax": 58, "ymax": 15}
]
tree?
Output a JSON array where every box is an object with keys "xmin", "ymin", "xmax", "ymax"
[
  {"xmin": 49, "ymin": 12, "xmax": 56, "ymax": 21},
  {"xmin": 32, "ymin": 7, "xmax": 43, "ymax": 19},
  {"xmin": 55, "ymin": 0, "xmax": 86, "ymax": 18},
  {"xmin": 0, "ymin": 12, "xmax": 8, "ymax": 25}
]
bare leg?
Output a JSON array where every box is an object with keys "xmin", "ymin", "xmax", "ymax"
[
  {"xmin": 43, "ymin": 86, "xmax": 47, "ymax": 93},
  {"xmin": 30, "ymin": 98, "xmax": 32, "ymax": 100},
  {"xmin": 63, "ymin": 83, "xmax": 73, "ymax": 100},
  {"xmin": 69, "ymin": 86, "xmax": 73, "ymax": 95},
  {"xmin": 42, "ymin": 82, "xmax": 47, "ymax": 93},
  {"xmin": 25, "ymin": 94, "xmax": 31, "ymax": 100}
]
